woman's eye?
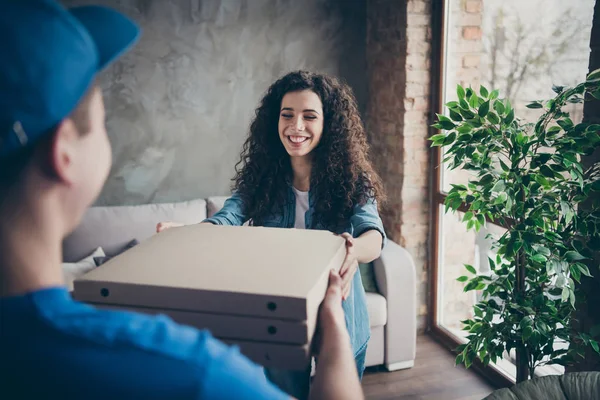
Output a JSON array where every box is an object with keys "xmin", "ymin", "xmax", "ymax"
[
  {"xmin": 304, "ymin": 115, "xmax": 317, "ymax": 120},
  {"xmin": 281, "ymin": 114, "xmax": 293, "ymax": 119}
]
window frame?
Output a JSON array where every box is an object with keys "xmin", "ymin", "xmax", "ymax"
[{"xmin": 427, "ymin": 0, "xmax": 514, "ymax": 388}]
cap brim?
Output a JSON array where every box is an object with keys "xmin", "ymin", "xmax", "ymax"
[{"xmin": 69, "ymin": 5, "xmax": 140, "ymax": 71}]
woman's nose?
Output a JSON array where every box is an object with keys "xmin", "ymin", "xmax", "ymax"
[{"xmin": 294, "ymin": 117, "xmax": 305, "ymax": 131}]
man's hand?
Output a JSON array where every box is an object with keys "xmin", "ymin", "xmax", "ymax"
[
  {"xmin": 310, "ymin": 269, "xmax": 364, "ymax": 400},
  {"xmin": 338, "ymin": 233, "xmax": 358, "ymax": 300},
  {"xmin": 156, "ymin": 221, "xmax": 184, "ymax": 233},
  {"xmin": 312, "ymin": 269, "xmax": 349, "ymax": 356}
]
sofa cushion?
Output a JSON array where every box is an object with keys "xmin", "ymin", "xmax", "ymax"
[
  {"xmin": 359, "ymin": 262, "xmax": 379, "ymax": 293},
  {"xmin": 207, "ymin": 196, "xmax": 229, "ymax": 218},
  {"xmin": 62, "ymin": 199, "xmax": 207, "ymax": 262},
  {"xmin": 365, "ymin": 292, "xmax": 387, "ymax": 327}
]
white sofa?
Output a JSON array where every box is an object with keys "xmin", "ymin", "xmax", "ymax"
[{"xmin": 63, "ymin": 197, "xmax": 417, "ymax": 371}]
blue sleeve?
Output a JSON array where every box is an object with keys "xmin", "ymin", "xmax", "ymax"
[
  {"xmin": 351, "ymin": 197, "xmax": 387, "ymax": 248},
  {"xmin": 203, "ymin": 192, "xmax": 248, "ymax": 226},
  {"xmin": 198, "ymin": 336, "xmax": 288, "ymax": 400}
]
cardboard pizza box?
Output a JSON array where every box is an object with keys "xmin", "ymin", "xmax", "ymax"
[
  {"xmin": 221, "ymin": 339, "xmax": 310, "ymax": 370},
  {"xmin": 74, "ymin": 223, "xmax": 346, "ymax": 323},
  {"xmin": 91, "ymin": 302, "xmax": 311, "ymax": 345}
]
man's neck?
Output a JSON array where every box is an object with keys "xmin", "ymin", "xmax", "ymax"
[
  {"xmin": 291, "ymin": 156, "xmax": 312, "ymax": 192},
  {"xmin": 0, "ymin": 194, "xmax": 65, "ymax": 297}
]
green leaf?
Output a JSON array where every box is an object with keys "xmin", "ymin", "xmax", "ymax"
[
  {"xmin": 526, "ymin": 101, "xmax": 543, "ymax": 109},
  {"xmin": 562, "ymin": 286, "xmax": 570, "ymax": 302},
  {"xmin": 478, "ymin": 101, "xmax": 490, "ymax": 118},
  {"xmin": 570, "ymin": 289, "xmax": 576, "ymax": 308},
  {"xmin": 493, "ymin": 192, "xmax": 508, "ymax": 205},
  {"xmin": 523, "ymin": 326, "xmax": 534, "ymax": 341},
  {"xmin": 457, "ymin": 276, "xmax": 469, "ymax": 283},
  {"xmin": 479, "ymin": 174, "xmax": 494, "ymax": 185},
  {"xmin": 565, "ymin": 251, "xmax": 587, "ymax": 261},
  {"xmin": 446, "ymin": 101, "xmax": 459, "ymax": 108},
  {"xmin": 463, "ymin": 211, "xmax": 474, "ymax": 222},
  {"xmin": 540, "ymin": 165, "xmax": 554, "ymax": 178},
  {"xmin": 535, "ymin": 175, "xmax": 550, "ymax": 187},
  {"xmin": 577, "ymin": 263, "xmax": 592, "ymax": 277},
  {"xmin": 465, "ymin": 264, "xmax": 477, "ymax": 274},
  {"xmin": 459, "ymin": 98, "xmax": 470, "ymax": 110},
  {"xmin": 546, "ymin": 260, "xmax": 558, "ymax": 275},
  {"xmin": 457, "ymin": 124, "xmax": 473, "ymax": 134},
  {"xmin": 430, "ymin": 133, "xmax": 446, "ymax": 142},
  {"xmin": 547, "ymin": 125, "xmax": 561, "ymax": 135},
  {"xmin": 491, "ymin": 180, "xmax": 505, "ymax": 192},
  {"xmin": 591, "ymin": 341, "xmax": 600, "ymax": 354},
  {"xmin": 476, "ymin": 214, "xmax": 485, "ymax": 226},
  {"xmin": 466, "ymin": 118, "xmax": 483, "ymax": 127},
  {"xmin": 557, "ymin": 118, "xmax": 574, "ymax": 131},
  {"xmin": 457, "ymin": 85, "xmax": 466, "ymax": 100},
  {"xmin": 487, "ymin": 112, "xmax": 500, "ymax": 125},
  {"xmin": 571, "ymin": 265, "xmax": 582, "ymax": 283},
  {"xmin": 469, "ymin": 93, "xmax": 479, "ymax": 108},
  {"xmin": 443, "ymin": 131, "xmax": 457, "ymax": 145},
  {"xmin": 490, "ymin": 89, "xmax": 499, "ymax": 100},
  {"xmin": 449, "ymin": 109, "xmax": 463, "ymax": 122},
  {"xmin": 480, "ymin": 85, "xmax": 489, "ymax": 98},
  {"xmin": 536, "ymin": 246, "xmax": 551, "ymax": 257},
  {"xmin": 531, "ymin": 254, "xmax": 547, "ymax": 263},
  {"xmin": 587, "ymin": 67, "xmax": 600, "ymax": 82},
  {"xmin": 504, "ymin": 108, "xmax": 515, "ymax": 125},
  {"xmin": 439, "ymin": 120, "xmax": 456, "ymax": 130},
  {"xmin": 475, "ymin": 283, "xmax": 486, "ymax": 291}
]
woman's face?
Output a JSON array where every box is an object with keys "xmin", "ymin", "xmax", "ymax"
[{"xmin": 278, "ymin": 90, "xmax": 324, "ymax": 158}]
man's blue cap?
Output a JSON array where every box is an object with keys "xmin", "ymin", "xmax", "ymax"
[{"xmin": 0, "ymin": 0, "xmax": 141, "ymax": 158}]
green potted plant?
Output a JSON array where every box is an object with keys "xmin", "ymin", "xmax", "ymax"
[{"xmin": 430, "ymin": 68, "xmax": 600, "ymax": 382}]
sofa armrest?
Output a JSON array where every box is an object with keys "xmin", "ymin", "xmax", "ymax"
[{"xmin": 373, "ymin": 240, "xmax": 417, "ymax": 370}]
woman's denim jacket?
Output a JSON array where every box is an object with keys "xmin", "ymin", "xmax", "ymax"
[{"xmin": 204, "ymin": 186, "xmax": 386, "ymax": 358}]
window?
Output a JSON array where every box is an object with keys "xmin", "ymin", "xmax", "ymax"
[{"xmin": 430, "ymin": 0, "xmax": 595, "ymax": 383}]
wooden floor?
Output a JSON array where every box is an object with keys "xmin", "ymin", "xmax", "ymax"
[{"xmin": 362, "ymin": 334, "xmax": 496, "ymax": 400}]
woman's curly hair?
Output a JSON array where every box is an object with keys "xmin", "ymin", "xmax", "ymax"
[{"xmin": 233, "ymin": 70, "xmax": 385, "ymax": 229}]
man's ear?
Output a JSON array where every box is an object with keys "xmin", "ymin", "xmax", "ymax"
[{"xmin": 47, "ymin": 119, "xmax": 79, "ymax": 185}]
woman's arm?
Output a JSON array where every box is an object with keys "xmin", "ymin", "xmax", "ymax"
[
  {"xmin": 338, "ymin": 231, "xmax": 383, "ymax": 299},
  {"xmin": 353, "ymin": 229, "xmax": 383, "ymax": 264},
  {"xmin": 203, "ymin": 193, "xmax": 248, "ymax": 226},
  {"xmin": 338, "ymin": 197, "xmax": 386, "ymax": 298},
  {"xmin": 156, "ymin": 193, "xmax": 248, "ymax": 233}
]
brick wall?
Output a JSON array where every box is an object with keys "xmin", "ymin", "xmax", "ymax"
[
  {"xmin": 366, "ymin": 0, "xmax": 484, "ymax": 331},
  {"xmin": 366, "ymin": 0, "xmax": 432, "ymax": 330}
]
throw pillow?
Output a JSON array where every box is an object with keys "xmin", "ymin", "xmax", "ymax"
[
  {"xmin": 94, "ymin": 238, "xmax": 140, "ymax": 266},
  {"xmin": 359, "ymin": 262, "xmax": 379, "ymax": 293},
  {"xmin": 62, "ymin": 247, "xmax": 105, "ymax": 292}
]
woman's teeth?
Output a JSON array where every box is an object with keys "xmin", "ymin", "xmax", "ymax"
[{"xmin": 289, "ymin": 136, "xmax": 308, "ymax": 144}]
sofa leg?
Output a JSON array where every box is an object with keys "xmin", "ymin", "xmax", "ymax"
[{"xmin": 385, "ymin": 360, "xmax": 415, "ymax": 372}]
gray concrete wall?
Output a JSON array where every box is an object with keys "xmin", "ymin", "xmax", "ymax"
[{"xmin": 62, "ymin": 0, "xmax": 366, "ymax": 205}]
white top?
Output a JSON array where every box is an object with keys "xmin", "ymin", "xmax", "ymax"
[{"xmin": 293, "ymin": 187, "xmax": 310, "ymax": 229}]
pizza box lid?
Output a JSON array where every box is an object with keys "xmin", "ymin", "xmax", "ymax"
[{"xmin": 74, "ymin": 224, "xmax": 346, "ymax": 322}]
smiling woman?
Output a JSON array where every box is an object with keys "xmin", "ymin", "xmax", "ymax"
[{"xmin": 202, "ymin": 70, "xmax": 387, "ymax": 398}]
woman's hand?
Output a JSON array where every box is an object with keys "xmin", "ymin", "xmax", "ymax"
[
  {"xmin": 156, "ymin": 221, "xmax": 184, "ymax": 233},
  {"xmin": 338, "ymin": 232, "xmax": 358, "ymax": 300}
]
